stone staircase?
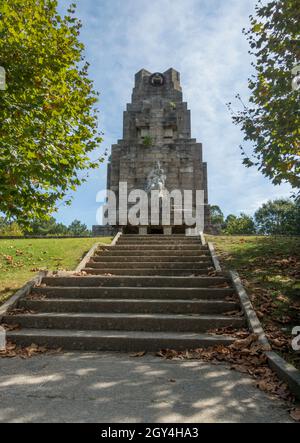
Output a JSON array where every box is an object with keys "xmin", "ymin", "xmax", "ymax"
[{"xmin": 4, "ymin": 235, "xmax": 247, "ymax": 351}]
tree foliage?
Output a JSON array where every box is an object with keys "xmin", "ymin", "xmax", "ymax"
[
  {"xmin": 68, "ymin": 219, "xmax": 89, "ymax": 236},
  {"xmin": 254, "ymin": 198, "xmax": 300, "ymax": 234},
  {"xmin": 214, "ymin": 198, "xmax": 299, "ymax": 235},
  {"xmin": 223, "ymin": 213, "xmax": 256, "ymax": 235},
  {"xmin": 0, "ymin": 216, "xmax": 92, "ymax": 236},
  {"xmin": 24, "ymin": 216, "xmax": 67, "ymax": 236},
  {"xmin": 0, "ymin": 0, "xmax": 103, "ymax": 225},
  {"xmin": 0, "ymin": 217, "xmax": 23, "ymax": 235},
  {"xmin": 229, "ymin": 0, "xmax": 300, "ymax": 193},
  {"xmin": 210, "ymin": 205, "xmax": 225, "ymax": 228}
]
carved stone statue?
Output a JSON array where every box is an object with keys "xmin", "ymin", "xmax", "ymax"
[{"xmin": 145, "ymin": 161, "xmax": 167, "ymax": 197}]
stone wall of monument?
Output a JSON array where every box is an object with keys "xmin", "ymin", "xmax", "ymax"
[{"xmin": 105, "ymin": 68, "xmax": 211, "ymax": 231}]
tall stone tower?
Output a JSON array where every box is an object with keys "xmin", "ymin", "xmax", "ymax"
[{"xmin": 99, "ymin": 68, "xmax": 210, "ymax": 234}]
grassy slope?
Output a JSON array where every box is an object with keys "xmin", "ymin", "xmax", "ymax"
[
  {"xmin": 0, "ymin": 237, "xmax": 112, "ymax": 304},
  {"xmin": 208, "ymin": 235, "xmax": 300, "ymax": 367}
]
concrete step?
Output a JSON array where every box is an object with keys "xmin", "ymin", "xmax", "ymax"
[
  {"xmin": 6, "ymin": 329, "xmax": 237, "ymax": 352},
  {"xmin": 120, "ymin": 235, "xmax": 193, "ymax": 239},
  {"xmin": 109, "ymin": 245, "xmax": 207, "ymax": 250},
  {"xmin": 118, "ymin": 237, "xmax": 202, "ymax": 244},
  {"xmin": 31, "ymin": 286, "xmax": 236, "ymax": 300},
  {"xmin": 4, "ymin": 312, "xmax": 245, "ymax": 332},
  {"xmin": 41, "ymin": 276, "xmax": 230, "ymax": 288},
  {"xmin": 92, "ymin": 255, "xmax": 212, "ymax": 263},
  {"xmin": 83, "ymin": 268, "xmax": 214, "ymax": 276},
  {"xmin": 96, "ymin": 250, "xmax": 210, "ymax": 257},
  {"xmin": 117, "ymin": 239, "xmax": 202, "ymax": 244},
  {"xmin": 20, "ymin": 299, "xmax": 239, "ymax": 315},
  {"xmin": 86, "ymin": 262, "xmax": 212, "ymax": 270},
  {"xmin": 4, "ymin": 235, "xmax": 247, "ymax": 354}
]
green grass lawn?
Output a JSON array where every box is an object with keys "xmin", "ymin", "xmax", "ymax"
[
  {"xmin": 0, "ymin": 237, "xmax": 112, "ymax": 305},
  {"xmin": 208, "ymin": 235, "xmax": 300, "ymax": 367}
]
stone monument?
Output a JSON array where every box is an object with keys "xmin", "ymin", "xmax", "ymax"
[{"xmin": 93, "ymin": 68, "xmax": 210, "ymax": 235}]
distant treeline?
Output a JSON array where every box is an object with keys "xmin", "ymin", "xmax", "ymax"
[
  {"xmin": 211, "ymin": 198, "xmax": 300, "ymax": 235},
  {"xmin": 0, "ymin": 217, "xmax": 91, "ymax": 237},
  {"xmin": 1, "ymin": 198, "xmax": 299, "ymax": 237}
]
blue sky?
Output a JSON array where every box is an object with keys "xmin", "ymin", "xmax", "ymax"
[{"xmin": 56, "ymin": 0, "xmax": 293, "ymax": 228}]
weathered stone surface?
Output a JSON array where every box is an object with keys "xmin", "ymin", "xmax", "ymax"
[
  {"xmin": 95, "ymin": 68, "xmax": 210, "ymax": 234},
  {"xmin": 92, "ymin": 225, "xmax": 117, "ymax": 237}
]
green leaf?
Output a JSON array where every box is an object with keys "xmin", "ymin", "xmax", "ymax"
[{"xmin": 0, "ymin": 0, "xmax": 104, "ymax": 226}]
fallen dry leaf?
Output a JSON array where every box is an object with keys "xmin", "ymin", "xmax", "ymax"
[
  {"xmin": 270, "ymin": 338, "xmax": 287, "ymax": 348},
  {"xmin": 130, "ymin": 351, "xmax": 146, "ymax": 358},
  {"xmin": 157, "ymin": 349, "xmax": 183, "ymax": 360},
  {"xmin": 28, "ymin": 293, "xmax": 46, "ymax": 301},
  {"xmin": 1, "ymin": 323, "xmax": 20, "ymax": 332},
  {"xmin": 0, "ymin": 342, "xmax": 17, "ymax": 358},
  {"xmin": 224, "ymin": 310, "xmax": 243, "ymax": 317},
  {"xmin": 290, "ymin": 408, "xmax": 300, "ymax": 422},
  {"xmin": 0, "ymin": 341, "xmax": 62, "ymax": 359},
  {"xmin": 256, "ymin": 379, "xmax": 275, "ymax": 393},
  {"xmin": 212, "ymin": 283, "xmax": 230, "ymax": 289},
  {"xmin": 231, "ymin": 364, "xmax": 250, "ymax": 374},
  {"xmin": 7, "ymin": 308, "xmax": 36, "ymax": 316},
  {"xmin": 231, "ymin": 334, "xmax": 259, "ymax": 351},
  {"xmin": 157, "ymin": 334, "xmax": 293, "ymax": 403},
  {"xmin": 208, "ymin": 327, "xmax": 249, "ymax": 339}
]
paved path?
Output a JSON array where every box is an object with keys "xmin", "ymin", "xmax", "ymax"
[{"xmin": 0, "ymin": 352, "xmax": 293, "ymax": 423}]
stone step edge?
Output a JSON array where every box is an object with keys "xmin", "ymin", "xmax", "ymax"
[
  {"xmin": 84, "ymin": 268, "xmax": 213, "ymax": 271},
  {"xmin": 5, "ymin": 312, "xmax": 244, "ymax": 321},
  {"xmin": 21, "ymin": 298, "xmax": 235, "ymax": 305},
  {"xmin": 6, "ymin": 329, "xmax": 237, "ymax": 351},
  {"xmin": 30, "ymin": 287, "xmax": 235, "ymax": 300},
  {"xmin": 92, "ymin": 257, "xmax": 212, "ymax": 261},
  {"xmin": 40, "ymin": 276, "xmax": 230, "ymax": 288},
  {"xmin": 32, "ymin": 286, "xmax": 233, "ymax": 292},
  {"xmin": 105, "ymin": 246, "xmax": 208, "ymax": 249},
  {"xmin": 88, "ymin": 261, "xmax": 212, "ymax": 265},
  {"xmin": 83, "ymin": 270, "xmax": 215, "ymax": 276}
]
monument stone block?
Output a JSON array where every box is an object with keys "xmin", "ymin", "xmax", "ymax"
[{"xmin": 93, "ymin": 68, "xmax": 210, "ymax": 235}]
